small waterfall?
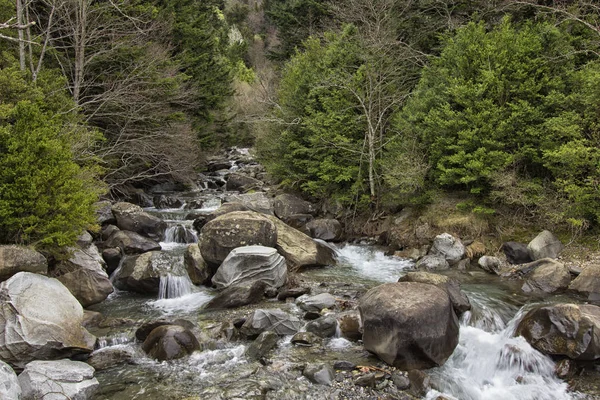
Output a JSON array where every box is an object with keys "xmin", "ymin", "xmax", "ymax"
[
  {"xmin": 158, "ymin": 273, "xmax": 194, "ymax": 299},
  {"xmin": 96, "ymin": 333, "xmax": 133, "ymax": 349},
  {"xmin": 164, "ymin": 224, "xmax": 198, "ymax": 244}
]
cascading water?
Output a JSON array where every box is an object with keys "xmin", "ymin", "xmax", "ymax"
[
  {"xmin": 158, "ymin": 273, "xmax": 194, "ymax": 299},
  {"xmin": 163, "ymin": 223, "xmax": 198, "ymax": 244}
]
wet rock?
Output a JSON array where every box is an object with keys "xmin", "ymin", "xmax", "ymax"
[
  {"xmin": 527, "ymin": 230, "xmax": 563, "ymax": 260},
  {"xmin": 95, "ymin": 200, "xmax": 115, "ymax": 225},
  {"xmin": 277, "ymin": 287, "xmax": 310, "ymax": 301},
  {"xmin": 359, "ymin": 282, "xmax": 459, "ymax": 370},
  {"xmin": 501, "ymin": 241, "xmax": 532, "ymax": 265},
  {"xmin": 54, "ymin": 245, "xmax": 113, "ymax": 307},
  {"xmin": 555, "ymin": 359, "xmax": 577, "ymax": 380},
  {"xmin": 304, "ymin": 311, "xmax": 321, "ymax": 320},
  {"xmin": 142, "ymin": 325, "xmax": 200, "ymax": 361},
  {"xmin": 19, "ymin": 360, "xmax": 98, "ymax": 399},
  {"xmin": 0, "ymin": 272, "xmax": 95, "ymax": 368},
  {"xmin": 104, "ymin": 230, "xmax": 161, "ymax": 255},
  {"xmin": 337, "ymin": 311, "xmax": 362, "ymax": 341},
  {"xmin": 199, "ymin": 211, "xmax": 277, "ymax": 266},
  {"xmin": 0, "ymin": 360, "xmax": 20, "ymax": 400},
  {"xmin": 569, "ymin": 264, "xmax": 600, "ymax": 301},
  {"xmin": 212, "ymin": 246, "xmax": 287, "ymax": 290},
  {"xmin": 303, "ymin": 363, "xmax": 334, "ymax": 385},
  {"xmin": 521, "ymin": 258, "xmax": 571, "ymax": 294},
  {"xmin": 273, "ymin": 193, "xmax": 315, "ymax": 221},
  {"xmin": 264, "ymin": 215, "xmax": 337, "ymax": 270},
  {"xmin": 205, "ymin": 281, "xmax": 266, "ymax": 309},
  {"xmin": 225, "ymin": 192, "xmax": 274, "ymax": 215},
  {"xmin": 297, "ymin": 293, "xmax": 336, "ymax": 312},
  {"xmin": 246, "ymin": 331, "xmax": 279, "ymax": 360},
  {"xmin": 192, "ymin": 215, "xmax": 209, "ymax": 232},
  {"xmin": 152, "ymin": 195, "xmax": 183, "ymax": 209},
  {"xmin": 77, "ymin": 231, "xmax": 94, "ymax": 247},
  {"xmin": 399, "ymin": 271, "xmax": 471, "ymax": 315},
  {"xmin": 207, "ymin": 159, "xmax": 232, "ymax": 172},
  {"xmin": 101, "ymin": 224, "xmax": 120, "ymax": 241},
  {"xmin": 112, "ymin": 251, "xmax": 169, "ymax": 294},
  {"xmin": 111, "ymin": 202, "xmax": 167, "ymax": 242},
  {"xmin": 291, "ymin": 331, "xmax": 321, "ymax": 346},
  {"xmin": 478, "ymin": 256, "xmax": 503, "ymax": 275},
  {"xmin": 102, "ymin": 247, "xmax": 122, "ymax": 275},
  {"xmin": 415, "ymin": 255, "xmax": 449, "ymax": 271},
  {"xmin": 391, "ymin": 372, "xmax": 410, "ymax": 390},
  {"xmin": 82, "ymin": 310, "xmax": 104, "ymax": 328},
  {"xmin": 225, "ymin": 172, "xmax": 263, "ymax": 192},
  {"xmin": 305, "ymin": 219, "xmax": 343, "ymax": 242},
  {"xmin": 354, "ymin": 372, "xmax": 377, "ymax": 387},
  {"xmin": 428, "ymin": 233, "xmax": 465, "ymax": 265},
  {"xmin": 87, "ymin": 346, "xmax": 136, "ymax": 371},
  {"xmin": 333, "ymin": 360, "xmax": 356, "ymax": 371},
  {"xmin": 305, "ymin": 315, "xmax": 338, "ymax": 338},
  {"xmin": 240, "ymin": 309, "xmax": 303, "ymax": 338},
  {"xmin": 0, "ymin": 245, "xmax": 47, "ymax": 282},
  {"xmin": 135, "ymin": 319, "xmax": 196, "ymax": 342},
  {"xmin": 515, "ymin": 303, "xmax": 600, "ymax": 360},
  {"xmin": 408, "ymin": 370, "xmax": 431, "ymax": 397},
  {"xmin": 184, "ymin": 244, "xmax": 211, "ymax": 285}
]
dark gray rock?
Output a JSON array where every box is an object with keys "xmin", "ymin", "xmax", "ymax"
[
  {"xmin": 152, "ymin": 195, "xmax": 183, "ymax": 209},
  {"xmin": 277, "ymin": 286, "xmax": 310, "ymax": 301},
  {"xmin": 104, "ymin": 230, "xmax": 161, "ymax": 255},
  {"xmin": 225, "ymin": 172, "xmax": 263, "ymax": 192},
  {"xmin": 212, "ymin": 246, "xmax": 287, "ymax": 290},
  {"xmin": 135, "ymin": 319, "xmax": 196, "ymax": 342},
  {"xmin": 204, "ymin": 281, "xmax": 266, "ymax": 309},
  {"xmin": 245, "ymin": 331, "xmax": 279, "ymax": 360},
  {"xmin": 142, "ymin": 325, "xmax": 200, "ymax": 361},
  {"xmin": 102, "ymin": 247, "xmax": 122, "ymax": 275},
  {"xmin": 333, "ymin": 360, "xmax": 356, "ymax": 371},
  {"xmin": 305, "ymin": 315, "xmax": 338, "ymax": 338},
  {"xmin": 111, "ymin": 202, "xmax": 166, "ymax": 242},
  {"xmin": 527, "ymin": 230, "xmax": 564, "ymax": 260},
  {"xmin": 273, "ymin": 193, "xmax": 315, "ymax": 220},
  {"xmin": 95, "ymin": 200, "xmax": 115, "ymax": 225},
  {"xmin": 0, "ymin": 245, "xmax": 47, "ymax": 282},
  {"xmin": 501, "ymin": 241, "xmax": 532, "ymax": 264},
  {"xmin": 305, "ymin": 219, "xmax": 343, "ymax": 242},
  {"xmin": 112, "ymin": 251, "xmax": 167, "ymax": 294},
  {"xmin": 392, "ymin": 372, "xmax": 410, "ymax": 390}
]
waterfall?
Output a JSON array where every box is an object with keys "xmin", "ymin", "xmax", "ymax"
[
  {"xmin": 164, "ymin": 224, "xmax": 198, "ymax": 244},
  {"xmin": 158, "ymin": 273, "xmax": 194, "ymax": 299}
]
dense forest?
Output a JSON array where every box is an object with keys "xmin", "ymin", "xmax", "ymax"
[{"xmin": 1, "ymin": 0, "xmax": 600, "ymax": 250}]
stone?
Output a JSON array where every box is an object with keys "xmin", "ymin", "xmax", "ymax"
[
  {"xmin": 104, "ymin": 230, "xmax": 161, "ymax": 255},
  {"xmin": 54, "ymin": 246, "xmax": 113, "ymax": 307},
  {"xmin": 415, "ymin": 255, "xmax": 449, "ymax": 271},
  {"xmin": 273, "ymin": 193, "xmax": 315, "ymax": 220},
  {"xmin": 111, "ymin": 202, "xmax": 166, "ymax": 241},
  {"xmin": 305, "ymin": 315, "xmax": 338, "ymax": 338},
  {"xmin": 478, "ymin": 256, "xmax": 503, "ymax": 275},
  {"xmin": 0, "ymin": 272, "xmax": 95, "ymax": 368},
  {"xmin": 296, "ymin": 293, "xmax": 336, "ymax": 312},
  {"xmin": 184, "ymin": 244, "xmax": 211, "ymax": 285},
  {"xmin": 407, "ymin": 370, "xmax": 431, "ymax": 397},
  {"xmin": 204, "ymin": 281, "xmax": 266, "ymax": 309},
  {"xmin": 211, "ymin": 246, "xmax": 287, "ymax": 290},
  {"xmin": 152, "ymin": 195, "xmax": 183, "ymax": 209},
  {"xmin": 0, "ymin": 245, "xmax": 47, "ymax": 282},
  {"xmin": 399, "ymin": 271, "xmax": 471, "ymax": 315},
  {"xmin": 303, "ymin": 363, "xmax": 334, "ymax": 386},
  {"xmin": 95, "ymin": 200, "xmax": 115, "ymax": 225},
  {"xmin": 358, "ymin": 282, "xmax": 459, "ymax": 370},
  {"xmin": 277, "ymin": 286, "xmax": 310, "ymax": 301},
  {"xmin": 77, "ymin": 231, "xmax": 94, "ymax": 247},
  {"xmin": 19, "ymin": 360, "xmax": 98, "ymax": 399},
  {"xmin": 224, "ymin": 192, "xmax": 274, "ymax": 215},
  {"xmin": 501, "ymin": 241, "xmax": 532, "ymax": 264},
  {"xmin": 112, "ymin": 251, "xmax": 168, "ymax": 294},
  {"xmin": 102, "ymin": 247, "xmax": 122, "ymax": 276},
  {"xmin": 264, "ymin": 215, "xmax": 337, "ymax": 270},
  {"xmin": 569, "ymin": 264, "xmax": 600, "ymax": 301},
  {"xmin": 337, "ymin": 311, "xmax": 362, "ymax": 341},
  {"xmin": 0, "ymin": 360, "xmax": 21, "ymax": 400},
  {"xmin": 245, "ymin": 331, "xmax": 279, "ymax": 360},
  {"xmin": 305, "ymin": 219, "xmax": 343, "ymax": 242},
  {"xmin": 291, "ymin": 332, "xmax": 321, "ymax": 346},
  {"xmin": 521, "ymin": 258, "xmax": 571, "ymax": 294},
  {"xmin": 515, "ymin": 303, "xmax": 600, "ymax": 360},
  {"xmin": 135, "ymin": 319, "xmax": 196, "ymax": 342},
  {"xmin": 240, "ymin": 309, "xmax": 303, "ymax": 338},
  {"xmin": 391, "ymin": 372, "xmax": 410, "ymax": 390},
  {"xmin": 199, "ymin": 211, "xmax": 277, "ymax": 266},
  {"xmin": 527, "ymin": 230, "xmax": 564, "ymax": 260},
  {"xmin": 225, "ymin": 172, "xmax": 263, "ymax": 192},
  {"xmin": 142, "ymin": 325, "xmax": 200, "ymax": 361},
  {"xmin": 354, "ymin": 373, "xmax": 376, "ymax": 387},
  {"xmin": 87, "ymin": 346, "xmax": 136, "ymax": 371},
  {"xmin": 333, "ymin": 360, "xmax": 356, "ymax": 371},
  {"xmin": 428, "ymin": 233, "xmax": 465, "ymax": 265},
  {"xmin": 101, "ymin": 224, "xmax": 120, "ymax": 241}
]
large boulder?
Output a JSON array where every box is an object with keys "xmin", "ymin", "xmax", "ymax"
[
  {"xmin": 501, "ymin": 241, "xmax": 532, "ymax": 265},
  {"xmin": 0, "ymin": 360, "xmax": 20, "ymax": 400},
  {"xmin": 225, "ymin": 172, "xmax": 263, "ymax": 192},
  {"xmin": 18, "ymin": 359, "xmax": 99, "ymax": 400},
  {"xmin": 54, "ymin": 246, "xmax": 113, "ymax": 307},
  {"xmin": 112, "ymin": 251, "xmax": 169, "ymax": 294},
  {"xmin": 0, "ymin": 272, "xmax": 96, "ymax": 368},
  {"xmin": 204, "ymin": 281, "xmax": 266, "ymax": 309},
  {"xmin": 398, "ymin": 271, "xmax": 471, "ymax": 315},
  {"xmin": 358, "ymin": 282, "xmax": 459, "ymax": 370},
  {"xmin": 184, "ymin": 244, "xmax": 211, "ymax": 285},
  {"xmin": 224, "ymin": 193, "xmax": 274, "ymax": 215},
  {"xmin": 569, "ymin": 264, "xmax": 600, "ymax": 301},
  {"xmin": 240, "ymin": 309, "xmax": 303, "ymax": 338},
  {"xmin": 527, "ymin": 230, "xmax": 564, "ymax": 260},
  {"xmin": 199, "ymin": 211, "xmax": 278, "ymax": 266},
  {"xmin": 428, "ymin": 233, "xmax": 465, "ymax": 265},
  {"xmin": 305, "ymin": 219, "xmax": 343, "ymax": 242},
  {"xmin": 104, "ymin": 230, "xmax": 161, "ymax": 255},
  {"xmin": 212, "ymin": 246, "xmax": 287, "ymax": 290},
  {"xmin": 515, "ymin": 303, "xmax": 600, "ymax": 361},
  {"xmin": 0, "ymin": 245, "xmax": 47, "ymax": 282},
  {"xmin": 264, "ymin": 215, "xmax": 336, "ymax": 269},
  {"xmin": 521, "ymin": 258, "xmax": 571, "ymax": 294},
  {"xmin": 273, "ymin": 193, "xmax": 315, "ymax": 220},
  {"xmin": 111, "ymin": 202, "xmax": 167, "ymax": 241},
  {"xmin": 141, "ymin": 325, "xmax": 200, "ymax": 361}
]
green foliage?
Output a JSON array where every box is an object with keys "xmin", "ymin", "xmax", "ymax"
[{"xmin": 0, "ymin": 67, "xmax": 102, "ymax": 249}]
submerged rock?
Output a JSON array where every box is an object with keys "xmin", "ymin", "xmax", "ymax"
[
  {"xmin": 0, "ymin": 272, "xmax": 95, "ymax": 368},
  {"xmin": 527, "ymin": 230, "xmax": 563, "ymax": 261},
  {"xmin": 212, "ymin": 246, "xmax": 287, "ymax": 290},
  {"xmin": 359, "ymin": 282, "xmax": 459, "ymax": 370},
  {"xmin": 0, "ymin": 245, "xmax": 47, "ymax": 282},
  {"xmin": 141, "ymin": 325, "xmax": 200, "ymax": 361},
  {"xmin": 19, "ymin": 359, "xmax": 99, "ymax": 400}
]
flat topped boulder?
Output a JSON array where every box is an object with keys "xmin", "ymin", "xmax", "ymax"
[
  {"xmin": 212, "ymin": 246, "xmax": 287, "ymax": 290},
  {"xmin": 359, "ymin": 282, "xmax": 459, "ymax": 370},
  {"xmin": 0, "ymin": 245, "xmax": 47, "ymax": 282},
  {"xmin": 0, "ymin": 272, "xmax": 96, "ymax": 368}
]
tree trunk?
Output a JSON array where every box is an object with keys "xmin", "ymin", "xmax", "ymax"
[{"xmin": 16, "ymin": 0, "xmax": 25, "ymax": 71}]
